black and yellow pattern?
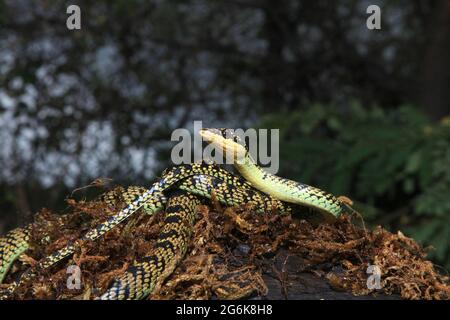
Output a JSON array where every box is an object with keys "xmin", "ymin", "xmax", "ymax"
[
  {"xmin": 99, "ymin": 190, "xmax": 200, "ymax": 300},
  {"xmin": 0, "ymin": 227, "xmax": 30, "ymax": 283}
]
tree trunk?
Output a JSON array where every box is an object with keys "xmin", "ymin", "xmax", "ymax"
[{"xmin": 419, "ymin": 0, "xmax": 450, "ymax": 120}]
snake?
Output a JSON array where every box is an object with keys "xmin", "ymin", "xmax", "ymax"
[{"xmin": 0, "ymin": 128, "xmax": 344, "ymax": 299}]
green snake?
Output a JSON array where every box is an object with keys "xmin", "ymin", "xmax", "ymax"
[{"xmin": 0, "ymin": 128, "xmax": 344, "ymax": 300}]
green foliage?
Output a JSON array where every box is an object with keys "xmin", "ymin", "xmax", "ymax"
[{"xmin": 260, "ymin": 103, "xmax": 450, "ymax": 269}]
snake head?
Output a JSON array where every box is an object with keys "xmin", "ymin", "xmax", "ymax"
[{"xmin": 199, "ymin": 128, "xmax": 248, "ymax": 162}]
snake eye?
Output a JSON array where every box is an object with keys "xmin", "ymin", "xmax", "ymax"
[{"xmin": 221, "ymin": 128, "xmax": 231, "ymax": 139}]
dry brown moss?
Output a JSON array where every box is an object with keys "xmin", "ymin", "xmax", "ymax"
[{"xmin": 3, "ymin": 187, "xmax": 449, "ymax": 300}]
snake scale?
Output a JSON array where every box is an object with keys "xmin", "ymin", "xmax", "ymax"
[{"xmin": 0, "ymin": 129, "xmax": 345, "ymax": 299}]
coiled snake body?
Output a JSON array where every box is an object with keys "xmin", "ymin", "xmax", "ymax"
[{"xmin": 0, "ymin": 129, "xmax": 345, "ymax": 299}]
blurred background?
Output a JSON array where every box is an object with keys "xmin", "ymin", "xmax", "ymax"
[{"xmin": 0, "ymin": 1, "xmax": 449, "ymax": 269}]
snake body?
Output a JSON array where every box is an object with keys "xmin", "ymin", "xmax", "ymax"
[
  {"xmin": 0, "ymin": 227, "xmax": 30, "ymax": 284},
  {"xmin": 0, "ymin": 129, "xmax": 344, "ymax": 299}
]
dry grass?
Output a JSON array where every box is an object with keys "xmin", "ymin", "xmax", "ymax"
[{"xmin": 4, "ymin": 187, "xmax": 449, "ymax": 300}]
